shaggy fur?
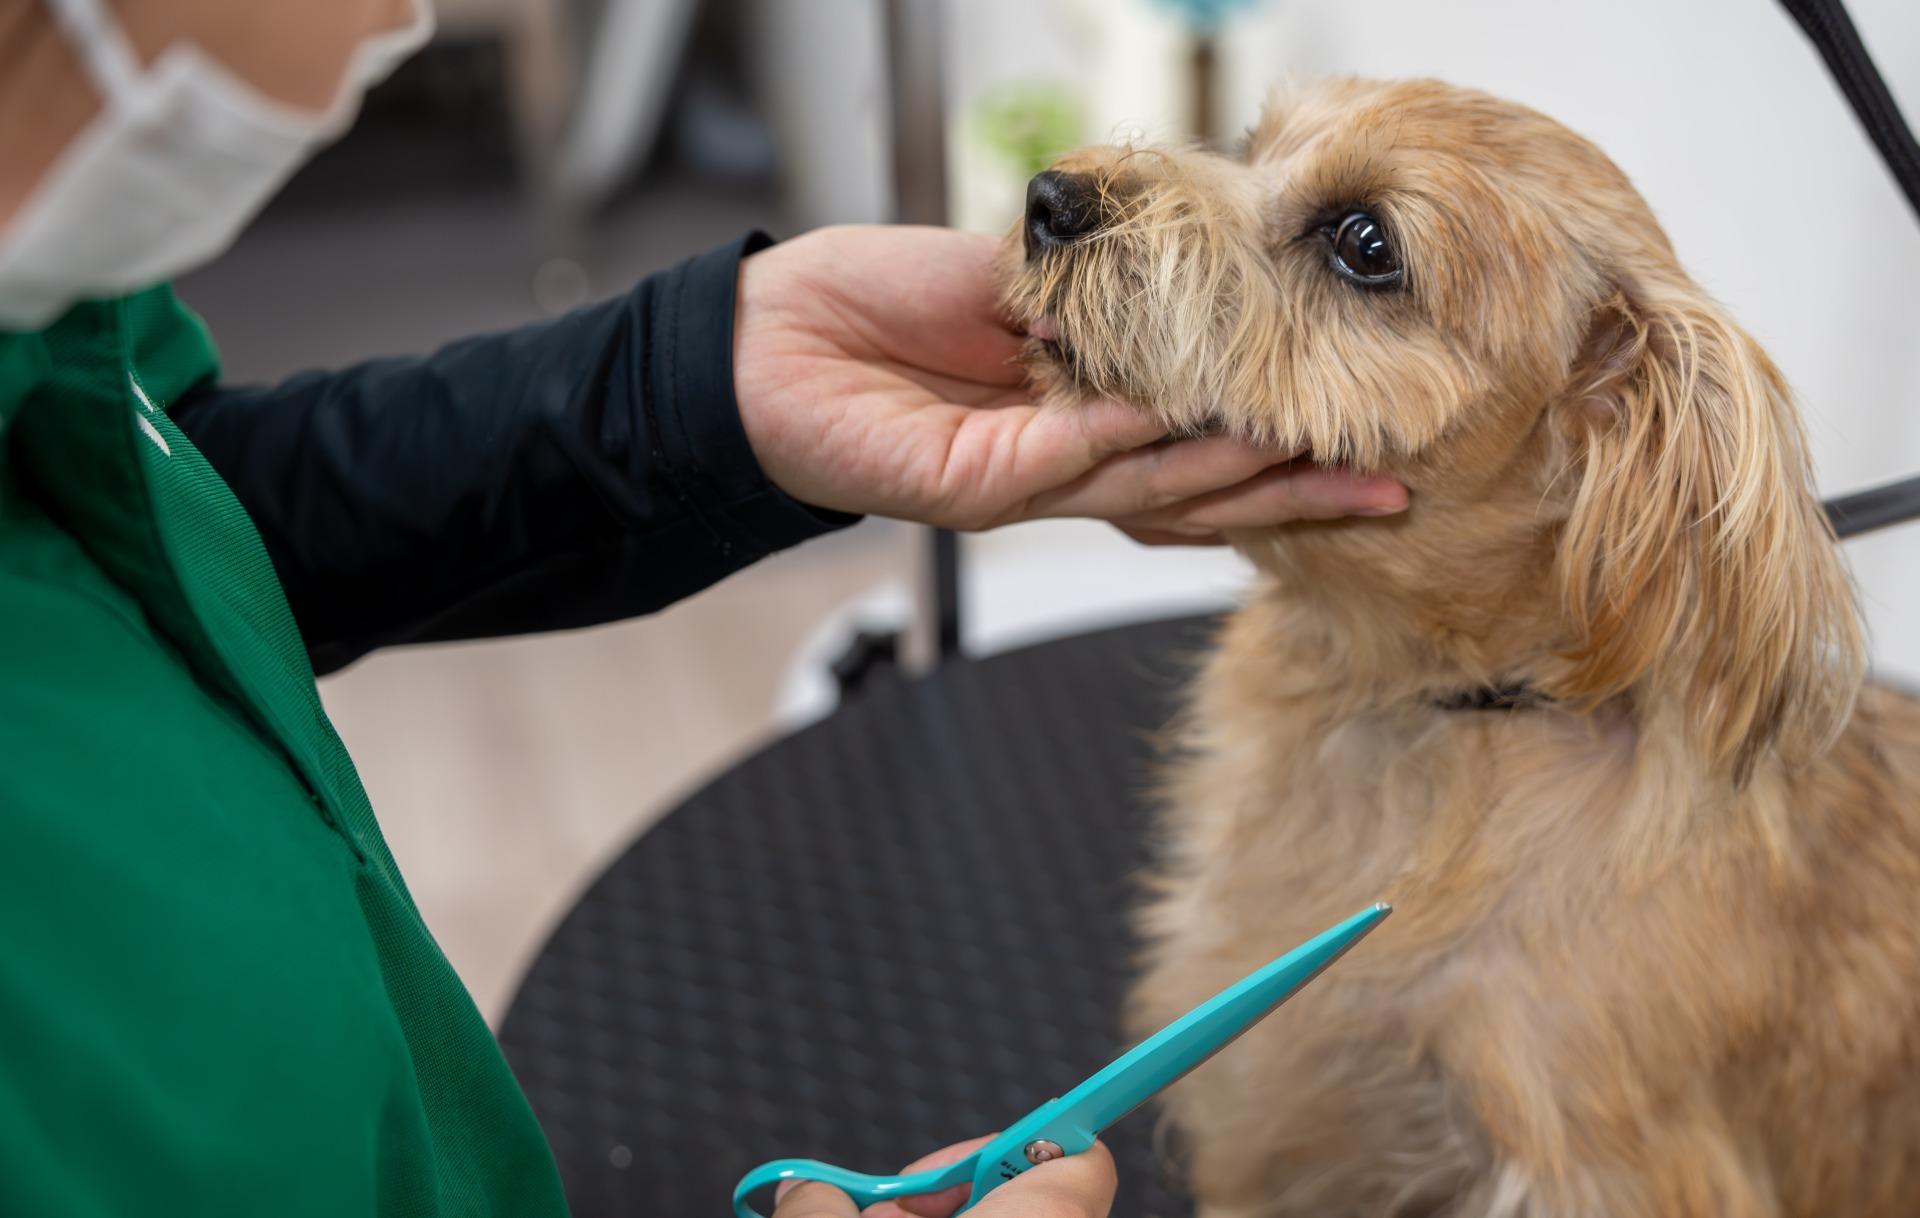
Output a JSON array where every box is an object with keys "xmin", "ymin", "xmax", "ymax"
[{"xmin": 998, "ymin": 78, "xmax": 1920, "ymax": 1216}]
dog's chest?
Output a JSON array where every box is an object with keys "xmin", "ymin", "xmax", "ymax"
[
  {"xmin": 1141, "ymin": 710, "xmax": 1647, "ymax": 1212},
  {"xmin": 1146, "ymin": 883, "xmax": 1571, "ymax": 1216}
]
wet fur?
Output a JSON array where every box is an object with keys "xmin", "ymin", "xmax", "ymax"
[{"xmin": 999, "ymin": 79, "xmax": 1920, "ymax": 1216}]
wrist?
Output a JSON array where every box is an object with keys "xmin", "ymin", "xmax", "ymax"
[
  {"xmin": 733, "ymin": 242, "xmax": 833, "ymax": 514},
  {"xmin": 646, "ymin": 230, "xmax": 856, "ymax": 553}
]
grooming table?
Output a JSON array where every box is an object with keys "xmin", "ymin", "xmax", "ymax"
[{"xmin": 498, "ymin": 615, "xmax": 1215, "ymax": 1218}]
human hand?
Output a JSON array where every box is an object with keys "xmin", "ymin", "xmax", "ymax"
[
  {"xmin": 733, "ymin": 226, "xmax": 1406, "ymax": 545},
  {"xmin": 769, "ymin": 1136, "xmax": 1116, "ymax": 1218}
]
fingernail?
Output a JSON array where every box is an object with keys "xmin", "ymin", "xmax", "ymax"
[
  {"xmin": 1359, "ymin": 502, "xmax": 1407, "ymax": 516},
  {"xmin": 775, "ymin": 1179, "xmax": 801, "ymax": 1203}
]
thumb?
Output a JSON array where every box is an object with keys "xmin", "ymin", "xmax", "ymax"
[{"xmin": 967, "ymin": 1142, "xmax": 1117, "ymax": 1218}]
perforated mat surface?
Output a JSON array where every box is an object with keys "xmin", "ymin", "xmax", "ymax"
[{"xmin": 498, "ymin": 615, "xmax": 1218, "ymax": 1218}]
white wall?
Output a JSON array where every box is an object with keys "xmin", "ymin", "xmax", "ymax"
[{"xmin": 944, "ymin": 0, "xmax": 1920, "ymax": 677}]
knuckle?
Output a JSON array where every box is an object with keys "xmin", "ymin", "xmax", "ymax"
[
  {"xmin": 1261, "ymin": 475, "xmax": 1310, "ymax": 513},
  {"xmin": 1137, "ymin": 472, "xmax": 1187, "ymax": 513}
]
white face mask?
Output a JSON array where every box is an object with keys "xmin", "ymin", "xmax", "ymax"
[{"xmin": 0, "ymin": 0, "xmax": 433, "ymax": 330}]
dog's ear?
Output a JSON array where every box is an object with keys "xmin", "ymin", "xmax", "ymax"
[{"xmin": 1552, "ymin": 282, "xmax": 1862, "ymax": 778}]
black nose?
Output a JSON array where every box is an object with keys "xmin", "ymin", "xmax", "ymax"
[{"xmin": 1025, "ymin": 170, "xmax": 1101, "ymax": 255}]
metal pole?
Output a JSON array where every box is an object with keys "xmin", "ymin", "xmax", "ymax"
[{"xmin": 882, "ymin": 0, "xmax": 965, "ymax": 667}]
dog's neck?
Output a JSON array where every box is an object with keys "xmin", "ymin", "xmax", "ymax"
[
  {"xmin": 1237, "ymin": 516, "xmax": 1572, "ymax": 716},
  {"xmin": 1202, "ymin": 582, "xmax": 1771, "ymax": 874}
]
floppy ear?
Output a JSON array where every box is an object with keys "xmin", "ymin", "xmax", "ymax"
[{"xmin": 1552, "ymin": 282, "xmax": 1862, "ymax": 777}]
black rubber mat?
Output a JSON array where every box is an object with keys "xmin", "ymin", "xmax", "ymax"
[{"xmin": 498, "ymin": 614, "xmax": 1218, "ymax": 1218}]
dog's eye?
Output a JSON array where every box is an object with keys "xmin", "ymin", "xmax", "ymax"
[{"xmin": 1327, "ymin": 212, "xmax": 1402, "ymax": 286}]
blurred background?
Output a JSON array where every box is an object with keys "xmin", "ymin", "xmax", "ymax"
[{"xmin": 173, "ymin": 0, "xmax": 1920, "ymax": 1021}]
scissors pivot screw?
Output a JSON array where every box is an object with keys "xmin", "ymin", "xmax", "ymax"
[{"xmin": 1022, "ymin": 1140, "xmax": 1064, "ymax": 1165}]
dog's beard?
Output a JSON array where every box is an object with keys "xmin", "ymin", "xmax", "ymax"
[
  {"xmin": 1001, "ymin": 194, "xmax": 1389, "ymax": 462},
  {"xmin": 1006, "ymin": 235, "xmax": 1166, "ymax": 408},
  {"xmin": 1004, "ymin": 197, "xmax": 1256, "ymax": 439}
]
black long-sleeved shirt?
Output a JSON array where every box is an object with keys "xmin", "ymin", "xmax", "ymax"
[{"xmin": 172, "ymin": 232, "xmax": 855, "ymax": 675}]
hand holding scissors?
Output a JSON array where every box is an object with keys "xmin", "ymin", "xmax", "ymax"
[
  {"xmin": 768, "ymin": 1136, "xmax": 1117, "ymax": 1218},
  {"xmin": 736, "ymin": 903, "xmax": 1391, "ymax": 1217}
]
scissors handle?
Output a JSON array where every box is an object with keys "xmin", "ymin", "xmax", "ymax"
[
  {"xmin": 733, "ymin": 1156, "xmax": 978, "ymax": 1218},
  {"xmin": 735, "ymin": 905, "xmax": 1390, "ymax": 1215}
]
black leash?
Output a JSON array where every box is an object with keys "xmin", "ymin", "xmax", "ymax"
[
  {"xmin": 1778, "ymin": 0, "xmax": 1920, "ymax": 539},
  {"xmin": 1826, "ymin": 473, "xmax": 1920, "ymax": 539},
  {"xmin": 1778, "ymin": 0, "xmax": 1920, "ymax": 223}
]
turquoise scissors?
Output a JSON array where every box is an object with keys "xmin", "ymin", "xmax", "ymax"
[{"xmin": 733, "ymin": 902, "xmax": 1390, "ymax": 1218}]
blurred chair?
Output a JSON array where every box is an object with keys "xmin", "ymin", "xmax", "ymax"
[
  {"xmin": 555, "ymin": 0, "xmax": 703, "ymax": 215},
  {"xmin": 434, "ymin": 0, "xmax": 578, "ymax": 228}
]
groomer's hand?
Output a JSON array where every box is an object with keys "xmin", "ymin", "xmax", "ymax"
[
  {"xmin": 769, "ymin": 1136, "xmax": 1116, "ymax": 1218},
  {"xmin": 733, "ymin": 226, "xmax": 1406, "ymax": 545}
]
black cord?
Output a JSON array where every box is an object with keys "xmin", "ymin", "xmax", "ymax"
[
  {"xmin": 1777, "ymin": 0, "xmax": 1920, "ymax": 537},
  {"xmin": 1826, "ymin": 473, "xmax": 1920, "ymax": 539},
  {"xmin": 1777, "ymin": 0, "xmax": 1920, "ymax": 223}
]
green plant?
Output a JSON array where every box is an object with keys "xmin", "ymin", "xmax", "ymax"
[{"xmin": 971, "ymin": 82, "xmax": 1085, "ymax": 179}]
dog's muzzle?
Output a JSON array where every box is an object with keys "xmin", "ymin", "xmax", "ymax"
[{"xmin": 1024, "ymin": 170, "xmax": 1103, "ymax": 258}]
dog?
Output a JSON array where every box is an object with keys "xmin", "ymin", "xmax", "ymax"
[{"xmin": 998, "ymin": 78, "xmax": 1920, "ymax": 1217}]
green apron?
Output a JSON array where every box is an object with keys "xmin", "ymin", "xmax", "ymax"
[{"xmin": 0, "ymin": 288, "xmax": 569, "ymax": 1216}]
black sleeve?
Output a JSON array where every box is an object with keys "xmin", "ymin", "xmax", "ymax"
[{"xmin": 172, "ymin": 231, "xmax": 858, "ymax": 676}]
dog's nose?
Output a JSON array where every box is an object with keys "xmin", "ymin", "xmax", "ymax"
[{"xmin": 1025, "ymin": 170, "xmax": 1102, "ymax": 255}]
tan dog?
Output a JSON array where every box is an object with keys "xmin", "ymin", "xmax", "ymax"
[{"xmin": 998, "ymin": 78, "xmax": 1920, "ymax": 1217}]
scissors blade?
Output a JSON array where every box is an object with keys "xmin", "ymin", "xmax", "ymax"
[{"xmin": 1058, "ymin": 902, "xmax": 1390, "ymax": 1135}]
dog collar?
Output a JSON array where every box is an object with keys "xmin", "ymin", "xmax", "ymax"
[{"xmin": 1431, "ymin": 684, "xmax": 1547, "ymax": 712}]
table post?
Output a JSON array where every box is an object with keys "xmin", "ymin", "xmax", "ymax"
[{"xmin": 883, "ymin": 0, "xmax": 965, "ymax": 668}]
